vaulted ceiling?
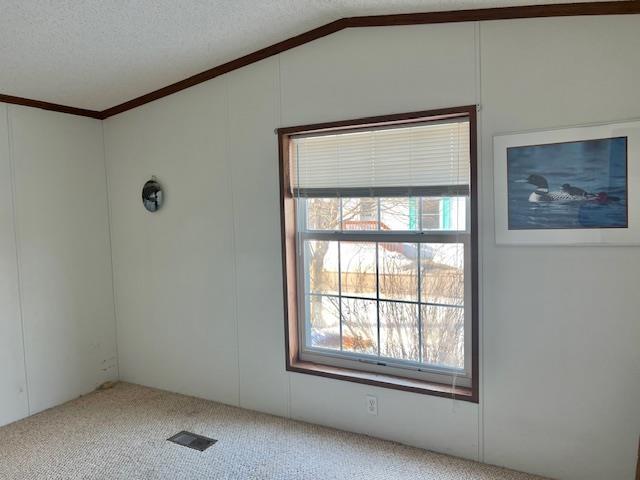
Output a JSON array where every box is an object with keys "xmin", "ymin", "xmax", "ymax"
[{"xmin": 0, "ymin": 0, "xmax": 619, "ymax": 111}]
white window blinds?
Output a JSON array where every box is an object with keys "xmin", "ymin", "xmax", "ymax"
[{"xmin": 290, "ymin": 118, "xmax": 470, "ymax": 197}]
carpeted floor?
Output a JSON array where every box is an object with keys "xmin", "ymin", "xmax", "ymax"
[{"xmin": 0, "ymin": 382, "xmax": 546, "ymax": 480}]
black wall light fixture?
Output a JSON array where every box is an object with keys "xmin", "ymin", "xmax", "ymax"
[{"xmin": 142, "ymin": 177, "xmax": 164, "ymax": 212}]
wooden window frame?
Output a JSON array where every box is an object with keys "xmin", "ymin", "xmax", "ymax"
[{"xmin": 278, "ymin": 106, "xmax": 479, "ymax": 403}]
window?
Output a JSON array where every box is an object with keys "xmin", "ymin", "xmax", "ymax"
[{"xmin": 279, "ymin": 107, "xmax": 478, "ymax": 401}]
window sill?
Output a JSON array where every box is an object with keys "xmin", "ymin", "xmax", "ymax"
[{"xmin": 287, "ymin": 359, "xmax": 477, "ymax": 403}]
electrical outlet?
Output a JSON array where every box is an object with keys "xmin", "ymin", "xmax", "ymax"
[{"xmin": 366, "ymin": 395, "xmax": 378, "ymax": 416}]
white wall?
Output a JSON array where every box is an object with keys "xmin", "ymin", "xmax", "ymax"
[
  {"xmin": 103, "ymin": 15, "xmax": 640, "ymax": 480},
  {"xmin": 227, "ymin": 59, "xmax": 290, "ymax": 416},
  {"xmin": 0, "ymin": 104, "xmax": 117, "ymax": 423},
  {"xmin": 480, "ymin": 17, "xmax": 640, "ymax": 480},
  {"xmin": 104, "ymin": 81, "xmax": 239, "ymax": 405}
]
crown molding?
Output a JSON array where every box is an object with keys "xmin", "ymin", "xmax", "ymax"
[
  {"xmin": 0, "ymin": 94, "xmax": 102, "ymax": 119},
  {"xmin": 0, "ymin": 1, "xmax": 638, "ymax": 120}
]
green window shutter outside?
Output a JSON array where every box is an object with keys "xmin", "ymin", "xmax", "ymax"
[
  {"xmin": 442, "ymin": 197, "xmax": 451, "ymax": 230},
  {"xmin": 409, "ymin": 197, "xmax": 418, "ymax": 230}
]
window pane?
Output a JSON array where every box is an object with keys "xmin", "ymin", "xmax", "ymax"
[
  {"xmin": 379, "ymin": 243, "xmax": 418, "ymax": 302},
  {"xmin": 342, "ymin": 198, "xmax": 378, "ymax": 230},
  {"xmin": 421, "ymin": 197, "xmax": 467, "ymax": 231},
  {"xmin": 447, "ymin": 197, "xmax": 467, "ymax": 231},
  {"xmin": 305, "ymin": 240, "xmax": 339, "ymax": 295},
  {"xmin": 341, "ymin": 297, "xmax": 377, "ymax": 355},
  {"xmin": 340, "ymin": 242, "xmax": 376, "ymax": 298},
  {"xmin": 380, "ymin": 301, "xmax": 419, "ymax": 361},
  {"xmin": 306, "ymin": 198, "xmax": 340, "ymax": 230},
  {"xmin": 421, "ymin": 243, "xmax": 464, "ymax": 306},
  {"xmin": 421, "ymin": 304, "xmax": 464, "ymax": 369},
  {"xmin": 307, "ymin": 295, "xmax": 340, "ymax": 350},
  {"xmin": 421, "ymin": 197, "xmax": 441, "ymax": 230},
  {"xmin": 380, "ymin": 197, "xmax": 418, "ymax": 231}
]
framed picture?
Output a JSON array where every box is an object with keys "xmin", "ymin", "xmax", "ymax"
[{"xmin": 494, "ymin": 120, "xmax": 640, "ymax": 245}]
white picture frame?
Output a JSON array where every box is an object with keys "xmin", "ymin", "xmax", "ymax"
[{"xmin": 494, "ymin": 120, "xmax": 640, "ymax": 245}]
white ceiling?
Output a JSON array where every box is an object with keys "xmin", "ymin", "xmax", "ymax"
[{"xmin": 0, "ymin": 0, "xmax": 609, "ymax": 111}]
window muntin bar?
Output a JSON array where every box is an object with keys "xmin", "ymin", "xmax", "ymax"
[{"xmin": 299, "ymin": 209, "xmax": 469, "ymax": 380}]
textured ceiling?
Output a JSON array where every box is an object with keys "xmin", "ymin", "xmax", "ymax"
[{"xmin": 0, "ymin": 0, "xmax": 610, "ymax": 110}]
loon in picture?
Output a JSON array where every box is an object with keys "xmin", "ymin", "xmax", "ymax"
[
  {"xmin": 560, "ymin": 183, "xmax": 588, "ymax": 197},
  {"xmin": 517, "ymin": 174, "xmax": 619, "ymax": 204}
]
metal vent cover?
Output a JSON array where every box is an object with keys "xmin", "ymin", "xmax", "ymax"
[{"xmin": 168, "ymin": 431, "xmax": 217, "ymax": 451}]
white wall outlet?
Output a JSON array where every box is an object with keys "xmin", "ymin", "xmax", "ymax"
[{"xmin": 366, "ymin": 395, "xmax": 378, "ymax": 416}]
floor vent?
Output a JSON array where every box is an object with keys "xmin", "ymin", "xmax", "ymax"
[{"xmin": 168, "ymin": 431, "xmax": 217, "ymax": 451}]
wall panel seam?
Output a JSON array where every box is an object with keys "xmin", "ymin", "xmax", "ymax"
[
  {"xmin": 474, "ymin": 20, "xmax": 485, "ymax": 465},
  {"xmin": 101, "ymin": 120, "xmax": 120, "ymax": 380},
  {"xmin": 6, "ymin": 105, "xmax": 31, "ymax": 415},
  {"xmin": 277, "ymin": 53, "xmax": 293, "ymax": 420},
  {"xmin": 225, "ymin": 76, "xmax": 242, "ymax": 408}
]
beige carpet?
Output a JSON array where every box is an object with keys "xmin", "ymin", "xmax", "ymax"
[{"xmin": 0, "ymin": 382, "xmax": 546, "ymax": 480}]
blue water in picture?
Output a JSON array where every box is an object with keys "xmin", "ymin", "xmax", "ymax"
[{"xmin": 507, "ymin": 137, "xmax": 628, "ymax": 230}]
